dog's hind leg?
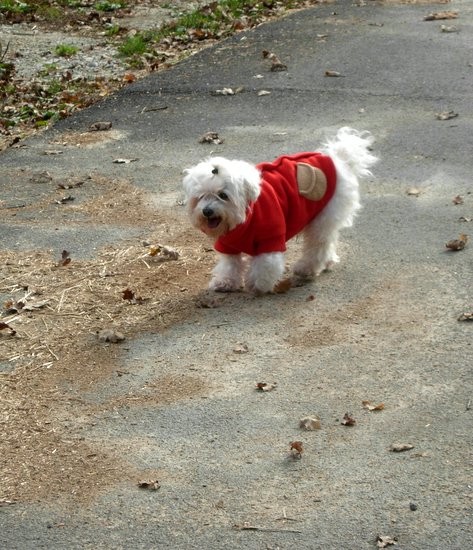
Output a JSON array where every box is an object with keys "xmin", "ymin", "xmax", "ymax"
[{"xmin": 292, "ymin": 216, "xmax": 341, "ymax": 284}]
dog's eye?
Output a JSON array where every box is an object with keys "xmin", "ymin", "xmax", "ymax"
[{"xmin": 218, "ymin": 191, "xmax": 229, "ymax": 201}]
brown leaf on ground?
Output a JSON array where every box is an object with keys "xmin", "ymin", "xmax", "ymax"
[
  {"xmin": 123, "ymin": 73, "xmax": 137, "ymax": 83},
  {"xmin": 325, "ymin": 70, "xmax": 344, "ymax": 77},
  {"xmin": 390, "ymin": 443, "xmax": 414, "ymax": 452},
  {"xmin": 88, "ymin": 121, "xmax": 112, "ymax": 132},
  {"xmin": 112, "ymin": 158, "xmax": 138, "ymax": 164},
  {"xmin": 458, "ymin": 311, "xmax": 473, "ymax": 322},
  {"xmin": 377, "ymin": 535, "xmax": 398, "ymax": 548},
  {"xmin": 199, "ymin": 131, "xmax": 224, "ymax": 144},
  {"xmin": 256, "ymin": 382, "xmax": 277, "ymax": 392},
  {"xmin": 441, "ymin": 24, "xmax": 459, "ymax": 33},
  {"xmin": 137, "ymin": 480, "xmax": 161, "ymax": 491},
  {"xmin": 233, "ymin": 343, "xmax": 249, "ymax": 354},
  {"xmin": 445, "ymin": 234, "xmax": 468, "ymax": 251},
  {"xmin": 274, "ymin": 278, "xmax": 292, "ymax": 294},
  {"xmin": 97, "ymin": 328, "xmax": 125, "ymax": 343},
  {"xmin": 58, "ymin": 250, "xmax": 71, "ymax": 267},
  {"xmin": 148, "ymin": 245, "xmax": 180, "ymax": 261},
  {"xmin": 290, "ymin": 441, "xmax": 303, "ymax": 458},
  {"xmin": 262, "ymin": 49, "xmax": 287, "ymax": 71},
  {"xmin": 55, "ymin": 195, "xmax": 75, "ymax": 204},
  {"xmin": 122, "ymin": 288, "xmax": 145, "ymax": 304},
  {"xmin": 58, "ymin": 180, "xmax": 84, "ymax": 190},
  {"xmin": 341, "ymin": 412, "xmax": 356, "ymax": 426},
  {"xmin": 299, "ymin": 416, "xmax": 321, "ymax": 430},
  {"xmin": 452, "ymin": 195, "xmax": 464, "ymax": 205},
  {"xmin": 362, "ymin": 400, "xmax": 385, "ymax": 411},
  {"xmin": 0, "ymin": 321, "xmax": 16, "ymax": 336},
  {"xmin": 424, "ymin": 11, "xmax": 458, "ymax": 21},
  {"xmin": 436, "ymin": 110, "xmax": 458, "ymax": 120}
]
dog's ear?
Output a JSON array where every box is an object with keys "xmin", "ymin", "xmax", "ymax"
[{"xmin": 234, "ymin": 161, "xmax": 261, "ymax": 203}]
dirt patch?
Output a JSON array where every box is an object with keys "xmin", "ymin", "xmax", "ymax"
[
  {"xmin": 54, "ymin": 129, "xmax": 128, "ymax": 148},
  {"xmin": 0, "ymin": 183, "xmax": 215, "ymax": 504}
]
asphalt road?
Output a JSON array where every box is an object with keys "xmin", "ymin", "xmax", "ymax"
[{"xmin": 1, "ymin": 0, "xmax": 472, "ymax": 548}]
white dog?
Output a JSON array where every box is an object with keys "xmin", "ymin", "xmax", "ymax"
[{"xmin": 182, "ymin": 127, "xmax": 377, "ymax": 295}]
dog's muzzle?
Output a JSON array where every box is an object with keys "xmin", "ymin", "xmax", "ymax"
[{"xmin": 202, "ymin": 206, "xmax": 222, "ymax": 229}]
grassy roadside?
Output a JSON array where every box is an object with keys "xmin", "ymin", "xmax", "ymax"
[{"xmin": 1, "ymin": 0, "xmax": 318, "ymax": 149}]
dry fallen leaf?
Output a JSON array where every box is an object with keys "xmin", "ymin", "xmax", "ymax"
[
  {"xmin": 233, "ymin": 343, "xmax": 249, "ymax": 354},
  {"xmin": 0, "ymin": 321, "xmax": 16, "ymax": 336},
  {"xmin": 262, "ymin": 49, "xmax": 287, "ymax": 71},
  {"xmin": 362, "ymin": 400, "xmax": 385, "ymax": 411},
  {"xmin": 273, "ymin": 278, "xmax": 292, "ymax": 294},
  {"xmin": 199, "ymin": 131, "xmax": 224, "ymax": 144},
  {"xmin": 290, "ymin": 441, "xmax": 303, "ymax": 458},
  {"xmin": 458, "ymin": 311, "xmax": 473, "ymax": 322},
  {"xmin": 137, "ymin": 480, "xmax": 161, "ymax": 491},
  {"xmin": 122, "ymin": 288, "xmax": 145, "ymax": 305},
  {"xmin": 445, "ymin": 234, "xmax": 468, "ymax": 251},
  {"xmin": 58, "ymin": 180, "xmax": 84, "ymax": 190},
  {"xmin": 88, "ymin": 121, "xmax": 112, "ymax": 132},
  {"xmin": 325, "ymin": 70, "xmax": 344, "ymax": 77},
  {"xmin": 123, "ymin": 73, "xmax": 137, "ymax": 83},
  {"xmin": 452, "ymin": 195, "xmax": 464, "ymax": 205},
  {"xmin": 390, "ymin": 443, "xmax": 414, "ymax": 452},
  {"xmin": 257, "ymin": 90, "xmax": 271, "ymax": 96},
  {"xmin": 436, "ymin": 110, "xmax": 458, "ymax": 120},
  {"xmin": 407, "ymin": 187, "xmax": 421, "ymax": 197},
  {"xmin": 341, "ymin": 412, "xmax": 356, "ymax": 426},
  {"xmin": 256, "ymin": 382, "xmax": 277, "ymax": 392},
  {"xmin": 113, "ymin": 158, "xmax": 139, "ymax": 164},
  {"xmin": 212, "ymin": 87, "xmax": 244, "ymax": 96},
  {"xmin": 148, "ymin": 244, "xmax": 179, "ymax": 261},
  {"xmin": 424, "ymin": 11, "xmax": 458, "ymax": 21},
  {"xmin": 377, "ymin": 535, "xmax": 398, "ymax": 548},
  {"xmin": 299, "ymin": 416, "xmax": 321, "ymax": 431},
  {"xmin": 213, "ymin": 87, "xmax": 235, "ymax": 96},
  {"xmin": 55, "ymin": 195, "xmax": 74, "ymax": 204},
  {"xmin": 58, "ymin": 250, "xmax": 71, "ymax": 267},
  {"xmin": 97, "ymin": 328, "xmax": 125, "ymax": 343},
  {"xmin": 441, "ymin": 24, "xmax": 459, "ymax": 33}
]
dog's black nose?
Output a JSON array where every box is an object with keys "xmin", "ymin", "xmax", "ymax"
[{"xmin": 202, "ymin": 206, "xmax": 214, "ymax": 218}]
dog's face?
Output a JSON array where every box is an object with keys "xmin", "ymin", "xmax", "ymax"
[{"xmin": 182, "ymin": 157, "xmax": 261, "ymax": 239}]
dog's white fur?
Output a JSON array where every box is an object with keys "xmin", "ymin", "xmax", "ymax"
[{"xmin": 182, "ymin": 127, "xmax": 377, "ymax": 294}]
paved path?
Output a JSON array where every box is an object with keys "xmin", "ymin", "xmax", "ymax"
[{"xmin": 1, "ymin": 1, "xmax": 472, "ymax": 548}]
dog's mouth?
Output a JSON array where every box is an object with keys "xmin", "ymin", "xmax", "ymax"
[{"xmin": 206, "ymin": 216, "xmax": 222, "ymax": 229}]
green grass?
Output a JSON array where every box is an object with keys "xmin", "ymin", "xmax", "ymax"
[
  {"xmin": 116, "ymin": 0, "xmax": 269, "ymax": 60},
  {"xmin": 0, "ymin": 0, "xmax": 31, "ymax": 14},
  {"xmin": 118, "ymin": 34, "xmax": 149, "ymax": 57},
  {"xmin": 105, "ymin": 24, "xmax": 121, "ymax": 37},
  {"xmin": 94, "ymin": 0, "xmax": 126, "ymax": 12},
  {"xmin": 55, "ymin": 44, "xmax": 79, "ymax": 57},
  {"xmin": 38, "ymin": 63, "xmax": 58, "ymax": 77},
  {"xmin": 46, "ymin": 79, "xmax": 62, "ymax": 95}
]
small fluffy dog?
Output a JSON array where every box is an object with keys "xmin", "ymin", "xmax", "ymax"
[{"xmin": 182, "ymin": 127, "xmax": 377, "ymax": 294}]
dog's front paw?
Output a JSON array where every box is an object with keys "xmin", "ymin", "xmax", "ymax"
[
  {"xmin": 245, "ymin": 279, "xmax": 274, "ymax": 296},
  {"xmin": 209, "ymin": 277, "xmax": 240, "ymax": 293}
]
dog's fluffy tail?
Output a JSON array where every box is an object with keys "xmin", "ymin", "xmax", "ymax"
[{"xmin": 323, "ymin": 127, "xmax": 377, "ymax": 178}]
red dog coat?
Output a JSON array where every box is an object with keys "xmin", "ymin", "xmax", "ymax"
[{"xmin": 214, "ymin": 152, "xmax": 337, "ymax": 256}]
